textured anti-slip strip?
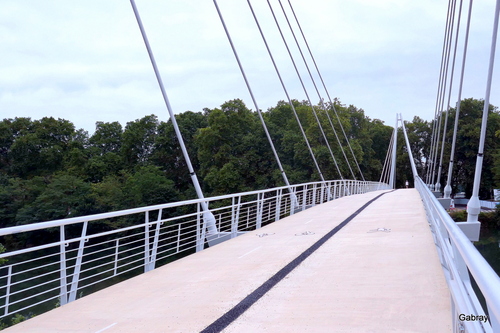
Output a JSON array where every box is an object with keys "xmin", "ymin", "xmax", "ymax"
[{"xmin": 201, "ymin": 190, "xmax": 393, "ymax": 333}]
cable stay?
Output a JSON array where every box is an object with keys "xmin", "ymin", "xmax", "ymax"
[
  {"xmin": 426, "ymin": 0, "xmax": 453, "ymax": 186},
  {"xmin": 437, "ymin": 0, "xmax": 464, "ymax": 196},
  {"xmin": 378, "ymin": 128, "xmax": 395, "ymax": 189},
  {"xmin": 444, "ymin": 0, "xmax": 473, "ymax": 199},
  {"xmin": 129, "ymin": 0, "xmax": 217, "ymax": 234},
  {"xmin": 266, "ymin": 0, "xmax": 344, "ymax": 180},
  {"xmin": 285, "ymin": 0, "xmax": 366, "ymax": 182},
  {"xmin": 212, "ymin": 0, "xmax": 298, "ymax": 207},
  {"xmin": 428, "ymin": 0, "xmax": 456, "ymax": 189},
  {"xmin": 276, "ymin": 0, "xmax": 356, "ymax": 180},
  {"xmin": 245, "ymin": 0, "xmax": 326, "ymax": 182},
  {"xmin": 388, "ymin": 115, "xmax": 398, "ymax": 189},
  {"xmin": 435, "ymin": 0, "xmax": 460, "ymax": 192},
  {"xmin": 432, "ymin": 0, "xmax": 457, "ymax": 191}
]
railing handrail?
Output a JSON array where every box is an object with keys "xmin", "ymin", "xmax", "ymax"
[
  {"xmin": 0, "ymin": 179, "xmax": 378, "ymax": 237},
  {"xmin": 0, "ymin": 178, "xmax": 388, "ymax": 321},
  {"xmin": 416, "ymin": 176, "xmax": 500, "ymax": 325},
  {"xmin": 400, "ymin": 114, "xmax": 499, "ymax": 331}
]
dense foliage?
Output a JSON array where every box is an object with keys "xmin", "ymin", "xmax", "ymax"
[
  {"xmin": 0, "ymin": 99, "xmax": 392, "ymax": 229},
  {"xmin": 395, "ymin": 98, "xmax": 500, "ymax": 198},
  {"xmin": 2, "ymin": 97, "xmax": 499, "ymax": 231}
]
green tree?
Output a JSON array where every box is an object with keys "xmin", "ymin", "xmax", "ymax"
[
  {"xmin": 196, "ymin": 99, "xmax": 277, "ymax": 194},
  {"xmin": 121, "ymin": 115, "xmax": 158, "ymax": 167},
  {"xmin": 440, "ymin": 99, "xmax": 500, "ymax": 198},
  {"xmin": 6, "ymin": 117, "xmax": 79, "ymax": 178},
  {"xmin": 90, "ymin": 121, "xmax": 123, "ymax": 154},
  {"xmin": 152, "ymin": 111, "xmax": 207, "ymax": 194},
  {"xmin": 15, "ymin": 173, "xmax": 93, "ymax": 225},
  {"xmin": 121, "ymin": 165, "xmax": 178, "ymax": 208}
]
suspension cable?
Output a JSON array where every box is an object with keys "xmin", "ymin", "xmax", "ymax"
[
  {"xmin": 437, "ymin": 0, "xmax": 464, "ymax": 195},
  {"xmin": 431, "ymin": 0, "xmax": 457, "ymax": 189},
  {"xmin": 277, "ymin": 0, "xmax": 356, "ymax": 180},
  {"xmin": 212, "ymin": 0, "xmax": 297, "ymax": 200},
  {"xmin": 245, "ymin": 0, "xmax": 325, "ymax": 182},
  {"xmin": 267, "ymin": 0, "xmax": 344, "ymax": 180},
  {"xmin": 379, "ymin": 129, "xmax": 395, "ymax": 186},
  {"xmin": 427, "ymin": 0, "xmax": 454, "ymax": 185},
  {"xmin": 286, "ymin": 0, "xmax": 366, "ymax": 181},
  {"xmin": 444, "ymin": 0, "xmax": 474, "ymax": 199},
  {"xmin": 436, "ymin": 0, "xmax": 461, "ymax": 192},
  {"xmin": 129, "ymin": 0, "xmax": 217, "ymax": 234}
]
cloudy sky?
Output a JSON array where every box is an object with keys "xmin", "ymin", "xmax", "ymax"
[{"xmin": 1, "ymin": 0, "xmax": 499, "ymax": 134}]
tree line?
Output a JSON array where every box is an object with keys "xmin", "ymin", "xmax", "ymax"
[
  {"xmin": 396, "ymin": 97, "xmax": 500, "ymax": 199},
  {"xmin": 2, "ymin": 97, "xmax": 499, "ymax": 232},
  {"xmin": 0, "ymin": 98, "xmax": 393, "ymax": 230}
]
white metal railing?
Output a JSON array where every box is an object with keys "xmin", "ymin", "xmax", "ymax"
[
  {"xmin": 415, "ymin": 177, "xmax": 500, "ymax": 333},
  {"xmin": 0, "ymin": 179, "xmax": 387, "ymax": 320},
  {"xmin": 400, "ymin": 115, "xmax": 500, "ymax": 332}
]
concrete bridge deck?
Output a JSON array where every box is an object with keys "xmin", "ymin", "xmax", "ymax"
[{"xmin": 6, "ymin": 189, "xmax": 451, "ymax": 332}]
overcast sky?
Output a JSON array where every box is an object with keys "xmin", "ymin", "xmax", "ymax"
[{"xmin": 1, "ymin": 0, "xmax": 499, "ymax": 134}]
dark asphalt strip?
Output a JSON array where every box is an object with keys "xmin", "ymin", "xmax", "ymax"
[{"xmin": 200, "ymin": 190, "xmax": 393, "ymax": 333}]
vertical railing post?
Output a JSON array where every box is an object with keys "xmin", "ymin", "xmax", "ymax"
[
  {"xmin": 68, "ymin": 221, "xmax": 88, "ymax": 302},
  {"xmin": 290, "ymin": 186, "xmax": 297, "ymax": 215},
  {"xmin": 4, "ymin": 265, "xmax": 12, "ymax": 316},
  {"xmin": 452, "ymin": 242, "xmax": 470, "ymax": 284},
  {"xmin": 256, "ymin": 193, "xmax": 264, "ymax": 229},
  {"xmin": 231, "ymin": 196, "xmax": 236, "ymax": 237},
  {"xmin": 267, "ymin": 199, "xmax": 272, "ymax": 221},
  {"xmin": 231, "ymin": 196, "xmax": 241, "ymax": 238},
  {"xmin": 59, "ymin": 226, "xmax": 68, "ymax": 306},
  {"xmin": 312, "ymin": 183, "xmax": 317, "ymax": 207},
  {"xmin": 275, "ymin": 189, "xmax": 282, "ymax": 222},
  {"xmin": 148, "ymin": 209, "xmax": 162, "ymax": 271},
  {"xmin": 144, "ymin": 211, "xmax": 151, "ymax": 273},
  {"xmin": 246, "ymin": 207, "xmax": 250, "ymax": 229},
  {"xmin": 196, "ymin": 203, "xmax": 205, "ymax": 252},
  {"xmin": 302, "ymin": 185, "xmax": 307, "ymax": 211},
  {"xmin": 176, "ymin": 223, "xmax": 181, "ymax": 253},
  {"xmin": 319, "ymin": 182, "xmax": 325, "ymax": 204},
  {"xmin": 113, "ymin": 239, "xmax": 120, "ymax": 276}
]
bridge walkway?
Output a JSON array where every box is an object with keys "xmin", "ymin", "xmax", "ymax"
[{"xmin": 6, "ymin": 189, "xmax": 451, "ymax": 332}]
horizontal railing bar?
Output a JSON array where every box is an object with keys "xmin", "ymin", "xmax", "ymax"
[
  {"xmin": 0, "ymin": 180, "xmax": 375, "ymax": 236},
  {"xmin": 0, "ymin": 180, "xmax": 387, "ymax": 321},
  {"xmin": 419, "ymin": 179, "xmax": 500, "ymax": 322},
  {"xmin": 0, "ymin": 294, "xmax": 60, "ymax": 319}
]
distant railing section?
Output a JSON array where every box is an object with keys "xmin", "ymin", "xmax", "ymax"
[{"xmin": 0, "ymin": 179, "xmax": 387, "ymax": 320}]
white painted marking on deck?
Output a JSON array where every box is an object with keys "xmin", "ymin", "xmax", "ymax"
[
  {"xmin": 238, "ymin": 246, "xmax": 262, "ymax": 259},
  {"xmin": 94, "ymin": 323, "xmax": 117, "ymax": 333}
]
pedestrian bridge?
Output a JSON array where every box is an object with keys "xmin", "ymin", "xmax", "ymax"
[
  {"xmin": 2, "ymin": 182, "xmax": 497, "ymax": 333},
  {"xmin": 2, "ymin": 1, "xmax": 500, "ymax": 331}
]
